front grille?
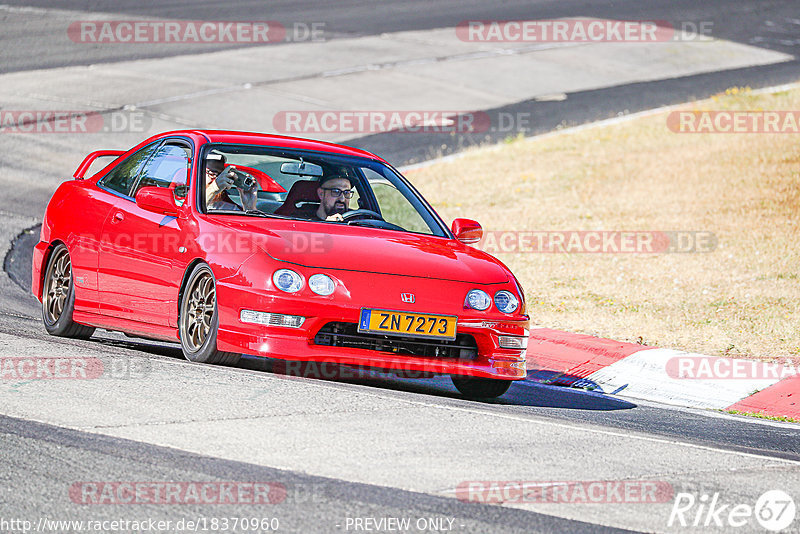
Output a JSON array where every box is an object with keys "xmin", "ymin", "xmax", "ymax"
[{"xmin": 313, "ymin": 322, "xmax": 478, "ymax": 360}]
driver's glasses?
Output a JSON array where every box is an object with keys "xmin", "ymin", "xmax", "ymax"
[{"xmin": 322, "ymin": 188, "xmax": 355, "ymax": 199}]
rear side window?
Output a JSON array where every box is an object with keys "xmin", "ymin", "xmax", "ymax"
[{"xmin": 98, "ymin": 142, "xmax": 159, "ymax": 197}]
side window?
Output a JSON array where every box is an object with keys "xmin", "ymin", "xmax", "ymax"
[
  {"xmin": 132, "ymin": 143, "xmax": 191, "ymax": 196},
  {"xmin": 98, "ymin": 142, "xmax": 159, "ymax": 197},
  {"xmin": 363, "ymin": 169, "xmax": 430, "ymax": 234}
]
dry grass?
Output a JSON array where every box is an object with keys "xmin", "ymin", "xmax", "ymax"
[
  {"xmin": 726, "ymin": 410, "xmax": 800, "ymax": 424},
  {"xmin": 407, "ymin": 85, "xmax": 800, "ymax": 361}
]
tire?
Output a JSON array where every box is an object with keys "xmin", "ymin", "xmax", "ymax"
[
  {"xmin": 41, "ymin": 244, "xmax": 95, "ymax": 339},
  {"xmin": 451, "ymin": 376, "xmax": 512, "ymax": 399},
  {"xmin": 178, "ymin": 264, "xmax": 240, "ymax": 366}
]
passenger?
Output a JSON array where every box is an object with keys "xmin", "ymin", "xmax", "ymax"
[{"xmin": 205, "ymin": 153, "xmax": 257, "ymax": 211}]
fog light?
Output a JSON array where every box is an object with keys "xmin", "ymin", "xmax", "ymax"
[
  {"xmin": 491, "ymin": 360, "xmax": 526, "ymax": 376},
  {"xmin": 240, "ymin": 309, "xmax": 305, "ymax": 328},
  {"xmin": 492, "ymin": 360, "xmax": 526, "ymax": 370},
  {"xmin": 498, "ymin": 335, "xmax": 528, "ymax": 349}
]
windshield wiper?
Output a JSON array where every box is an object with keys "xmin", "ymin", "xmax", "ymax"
[
  {"xmin": 347, "ymin": 219, "xmax": 406, "ymax": 232},
  {"xmin": 245, "ymin": 209, "xmax": 271, "ymax": 217}
]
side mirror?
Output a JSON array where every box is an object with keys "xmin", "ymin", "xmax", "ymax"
[
  {"xmin": 451, "ymin": 218, "xmax": 482, "ymax": 244},
  {"xmin": 136, "ymin": 186, "xmax": 179, "ymax": 217}
]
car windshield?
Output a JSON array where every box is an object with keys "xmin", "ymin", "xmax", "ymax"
[{"xmin": 201, "ymin": 143, "xmax": 447, "ymax": 237}]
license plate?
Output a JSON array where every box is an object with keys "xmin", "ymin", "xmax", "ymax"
[{"xmin": 358, "ymin": 309, "xmax": 457, "ymax": 340}]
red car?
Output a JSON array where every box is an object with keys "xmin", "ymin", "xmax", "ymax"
[{"xmin": 32, "ymin": 130, "xmax": 529, "ymax": 398}]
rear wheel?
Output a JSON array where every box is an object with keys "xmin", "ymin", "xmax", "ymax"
[
  {"xmin": 179, "ymin": 264, "xmax": 240, "ymax": 366},
  {"xmin": 451, "ymin": 376, "xmax": 512, "ymax": 399},
  {"xmin": 41, "ymin": 244, "xmax": 94, "ymax": 339}
]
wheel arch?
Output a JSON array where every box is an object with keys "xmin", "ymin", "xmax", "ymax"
[
  {"xmin": 35, "ymin": 239, "xmax": 66, "ymax": 300},
  {"xmin": 176, "ymin": 258, "xmax": 210, "ymax": 322}
]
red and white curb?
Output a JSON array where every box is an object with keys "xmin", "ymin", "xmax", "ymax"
[{"xmin": 525, "ymin": 328, "xmax": 799, "ymax": 420}]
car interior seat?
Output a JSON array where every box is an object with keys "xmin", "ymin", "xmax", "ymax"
[{"xmin": 274, "ymin": 180, "xmax": 320, "ymax": 216}]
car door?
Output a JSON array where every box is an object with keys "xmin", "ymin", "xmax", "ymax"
[
  {"xmin": 97, "ymin": 140, "xmax": 192, "ymax": 325},
  {"xmin": 73, "ymin": 142, "xmax": 160, "ymax": 312}
]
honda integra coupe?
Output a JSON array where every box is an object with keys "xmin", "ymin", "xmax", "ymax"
[{"xmin": 33, "ymin": 130, "xmax": 529, "ymax": 398}]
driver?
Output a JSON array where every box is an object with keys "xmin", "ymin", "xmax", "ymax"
[
  {"xmin": 205, "ymin": 153, "xmax": 258, "ymax": 211},
  {"xmin": 296, "ymin": 175, "xmax": 354, "ymax": 221}
]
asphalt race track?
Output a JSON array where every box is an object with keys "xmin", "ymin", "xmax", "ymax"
[{"xmin": 1, "ymin": 2, "xmax": 800, "ymax": 533}]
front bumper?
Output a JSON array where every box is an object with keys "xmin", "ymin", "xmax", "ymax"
[{"xmin": 215, "ymin": 284, "xmax": 528, "ymax": 380}]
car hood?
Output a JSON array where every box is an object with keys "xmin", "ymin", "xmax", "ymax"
[{"xmin": 213, "ymin": 219, "xmax": 510, "ymax": 284}]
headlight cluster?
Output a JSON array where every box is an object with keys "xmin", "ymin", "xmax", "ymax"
[
  {"xmin": 273, "ymin": 269, "xmax": 336, "ymax": 296},
  {"xmin": 465, "ymin": 288, "xmax": 520, "ymax": 314},
  {"xmin": 273, "ymin": 269, "xmax": 303, "ymax": 293},
  {"xmin": 466, "ymin": 289, "xmax": 491, "ymax": 311},
  {"xmin": 494, "ymin": 290, "xmax": 519, "ymax": 314},
  {"xmin": 308, "ymin": 273, "xmax": 335, "ymax": 296}
]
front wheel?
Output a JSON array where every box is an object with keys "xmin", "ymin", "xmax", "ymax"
[
  {"xmin": 451, "ymin": 376, "xmax": 512, "ymax": 399},
  {"xmin": 41, "ymin": 244, "xmax": 94, "ymax": 339},
  {"xmin": 179, "ymin": 264, "xmax": 240, "ymax": 366}
]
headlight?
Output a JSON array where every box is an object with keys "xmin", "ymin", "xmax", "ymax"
[
  {"xmin": 273, "ymin": 269, "xmax": 303, "ymax": 293},
  {"xmin": 308, "ymin": 273, "xmax": 335, "ymax": 296},
  {"xmin": 465, "ymin": 289, "xmax": 491, "ymax": 311},
  {"xmin": 494, "ymin": 290, "xmax": 519, "ymax": 314}
]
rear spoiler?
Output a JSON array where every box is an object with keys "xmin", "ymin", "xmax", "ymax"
[{"xmin": 73, "ymin": 150, "xmax": 125, "ymax": 179}]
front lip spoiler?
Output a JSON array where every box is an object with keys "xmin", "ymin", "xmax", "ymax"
[{"xmin": 220, "ymin": 326, "xmax": 527, "ymax": 380}]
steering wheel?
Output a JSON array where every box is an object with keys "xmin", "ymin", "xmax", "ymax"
[
  {"xmin": 341, "ymin": 209, "xmax": 405, "ymax": 231},
  {"xmin": 341, "ymin": 209, "xmax": 383, "ymax": 221}
]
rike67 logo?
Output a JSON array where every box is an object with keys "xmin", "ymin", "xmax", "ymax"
[{"xmin": 669, "ymin": 490, "xmax": 796, "ymax": 531}]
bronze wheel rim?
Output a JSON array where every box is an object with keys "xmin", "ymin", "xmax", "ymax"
[
  {"xmin": 182, "ymin": 271, "xmax": 216, "ymax": 352},
  {"xmin": 43, "ymin": 249, "xmax": 71, "ymax": 325}
]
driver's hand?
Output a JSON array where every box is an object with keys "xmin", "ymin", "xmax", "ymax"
[
  {"xmin": 326, "ymin": 213, "xmax": 344, "ymax": 222},
  {"xmin": 214, "ymin": 172, "xmax": 234, "ymax": 190}
]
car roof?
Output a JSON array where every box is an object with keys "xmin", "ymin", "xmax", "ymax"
[{"xmin": 150, "ymin": 130, "xmax": 388, "ymax": 164}]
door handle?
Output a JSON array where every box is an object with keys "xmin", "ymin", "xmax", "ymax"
[{"xmin": 111, "ymin": 211, "xmax": 125, "ymax": 223}]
